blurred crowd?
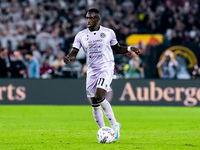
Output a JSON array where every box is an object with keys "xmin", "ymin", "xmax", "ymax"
[{"xmin": 0, "ymin": 0, "xmax": 200, "ymax": 79}]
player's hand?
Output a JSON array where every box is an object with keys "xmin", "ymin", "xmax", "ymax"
[
  {"xmin": 63, "ymin": 56, "xmax": 70, "ymax": 64},
  {"xmin": 130, "ymin": 47, "xmax": 140, "ymax": 55}
]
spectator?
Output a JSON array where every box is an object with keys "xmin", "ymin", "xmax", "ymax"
[
  {"xmin": 0, "ymin": 30, "xmax": 9, "ymax": 49},
  {"xmin": 55, "ymin": 44, "xmax": 65, "ymax": 57},
  {"xmin": 51, "ymin": 53, "xmax": 65, "ymax": 71},
  {"xmin": 17, "ymin": 40, "xmax": 28, "ymax": 55},
  {"xmin": 0, "ymin": 48, "xmax": 9, "ymax": 77},
  {"xmin": 40, "ymin": 58, "xmax": 53, "ymax": 79},
  {"xmin": 35, "ymin": 27, "xmax": 52, "ymax": 52},
  {"xmin": 157, "ymin": 51, "xmax": 178, "ymax": 79},
  {"xmin": 30, "ymin": 44, "xmax": 41, "ymax": 64},
  {"xmin": 41, "ymin": 46, "xmax": 56, "ymax": 66},
  {"xmin": 50, "ymin": 53, "xmax": 66, "ymax": 78},
  {"xmin": 9, "ymin": 50, "xmax": 26, "ymax": 78},
  {"xmin": 9, "ymin": 30, "xmax": 19, "ymax": 51},
  {"xmin": 62, "ymin": 59, "xmax": 82, "ymax": 78},
  {"xmin": 25, "ymin": 50, "xmax": 40, "ymax": 78},
  {"xmin": 0, "ymin": 0, "xmax": 200, "ymax": 79},
  {"xmin": 123, "ymin": 51, "xmax": 144, "ymax": 79},
  {"xmin": 175, "ymin": 54, "xmax": 191, "ymax": 79}
]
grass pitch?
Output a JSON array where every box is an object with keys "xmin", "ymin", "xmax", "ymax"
[{"xmin": 0, "ymin": 105, "xmax": 200, "ymax": 150}]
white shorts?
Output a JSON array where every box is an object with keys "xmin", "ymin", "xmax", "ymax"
[{"xmin": 86, "ymin": 69, "xmax": 113, "ymax": 98}]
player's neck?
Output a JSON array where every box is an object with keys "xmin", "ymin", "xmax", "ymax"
[{"xmin": 89, "ymin": 25, "xmax": 100, "ymax": 32}]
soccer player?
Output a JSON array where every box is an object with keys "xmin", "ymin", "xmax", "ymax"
[{"xmin": 63, "ymin": 8, "xmax": 140, "ymax": 142}]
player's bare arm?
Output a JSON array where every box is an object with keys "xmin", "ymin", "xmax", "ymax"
[
  {"xmin": 63, "ymin": 48, "xmax": 79, "ymax": 64},
  {"xmin": 111, "ymin": 43, "xmax": 140, "ymax": 55}
]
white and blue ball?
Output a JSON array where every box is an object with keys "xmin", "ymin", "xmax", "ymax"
[{"xmin": 97, "ymin": 126, "xmax": 115, "ymax": 143}]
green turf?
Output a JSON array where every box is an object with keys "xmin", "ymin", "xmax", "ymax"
[{"xmin": 0, "ymin": 105, "xmax": 200, "ymax": 150}]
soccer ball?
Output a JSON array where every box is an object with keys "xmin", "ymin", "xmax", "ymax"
[{"xmin": 97, "ymin": 126, "xmax": 115, "ymax": 143}]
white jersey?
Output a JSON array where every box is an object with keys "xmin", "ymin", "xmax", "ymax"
[{"xmin": 73, "ymin": 26, "xmax": 118, "ymax": 74}]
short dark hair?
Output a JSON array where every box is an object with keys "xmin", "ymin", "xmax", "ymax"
[
  {"xmin": 0, "ymin": 48, "xmax": 6, "ymax": 52},
  {"xmin": 88, "ymin": 8, "xmax": 99, "ymax": 14},
  {"xmin": 0, "ymin": 48, "xmax": 4, "ymax": 52},
  {"xmin": 26, "ymin": 50, "xmax": 33, "ymax": 56}
]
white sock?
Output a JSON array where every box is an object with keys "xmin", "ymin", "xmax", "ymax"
[
  {"xmin": 92, "ymin": 106, "xmax": 105, "ymax": 128},
  {"xmin": 99, "ymin": 99, "xmax": 117, "ymax": 126}
]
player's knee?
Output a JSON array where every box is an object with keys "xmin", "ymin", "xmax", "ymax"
[
  {"xmin": 95, "ymin": 94, "xmax": 105, "ymax": 103},
  {"xmin": 90, "ymin": 97, "xmax": 100, "ymax": 107},
  {"xmin": 95, "ymin": 89, "xmax": 106, "ymax": 103}
]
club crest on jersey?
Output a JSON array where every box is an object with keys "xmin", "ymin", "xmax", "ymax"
[{"xmin": 100, "ymin": 33, "xmax": 106, "ymax": 38}]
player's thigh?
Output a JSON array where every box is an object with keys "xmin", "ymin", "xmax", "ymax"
[
  {"xmin": 86, "ymin": 70, "xmax": 113, "ymax": 98},
  {"xmin": 96, "ymin": 70, "xmax": 113, "ymax": 91}
]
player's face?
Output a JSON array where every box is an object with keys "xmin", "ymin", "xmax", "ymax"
[{"xmin": 86, "ymin": 12, "xmax": 99, "ymax": 30}]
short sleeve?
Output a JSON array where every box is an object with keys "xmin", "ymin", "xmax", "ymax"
[
  {"xmin": 110, "ymin": 29, "xmax": 118, "ymax": 46},
  {"xmin": 72, "ymin": 32, "xmax": 81, "ymax": 50}
]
